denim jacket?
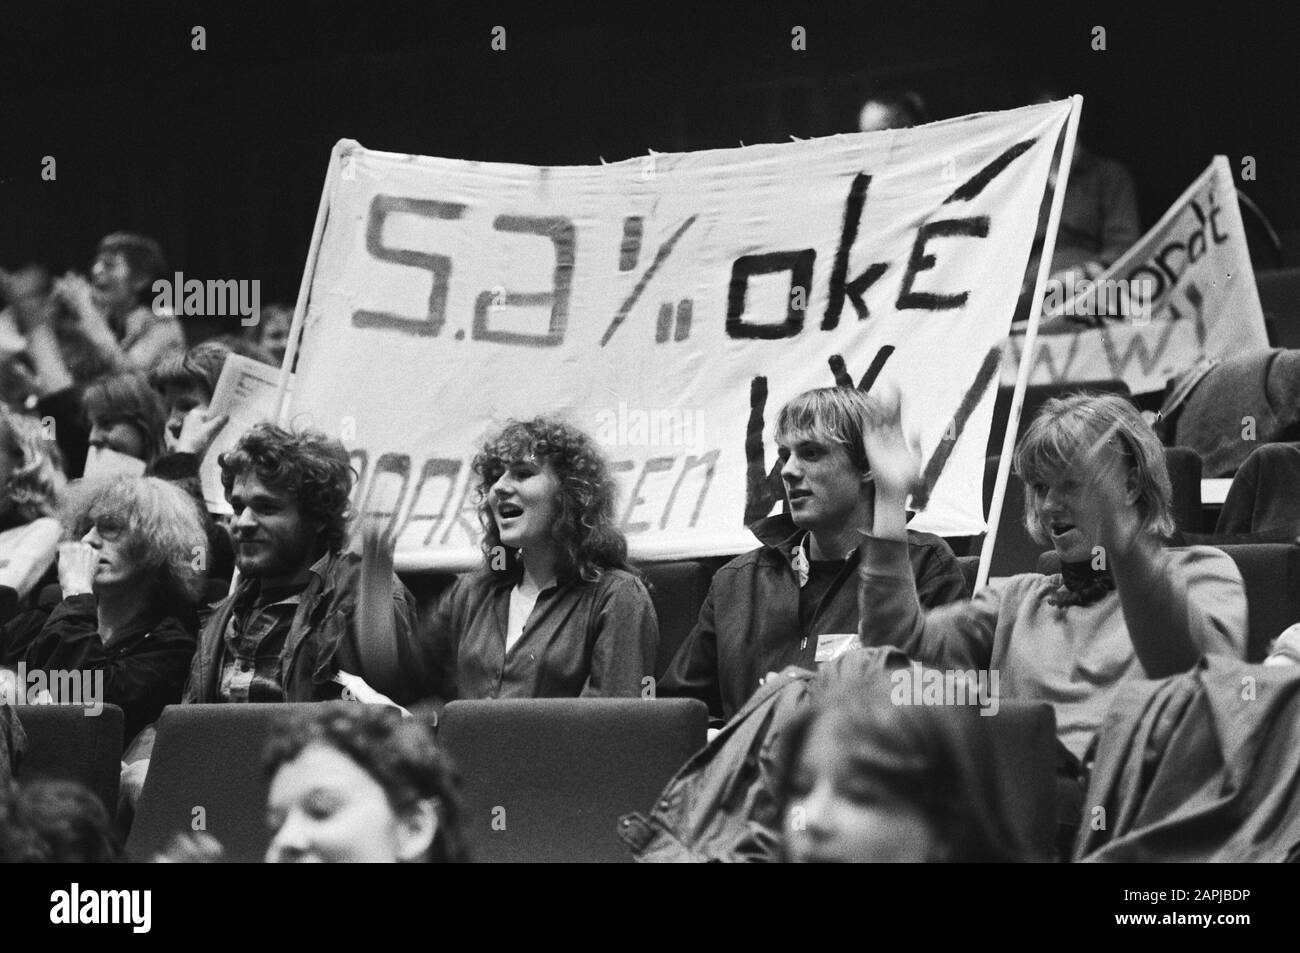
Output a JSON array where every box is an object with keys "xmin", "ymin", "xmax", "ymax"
[{"xmin": 182, "ymin": 550, "xmax": 419, "ymax": 705}]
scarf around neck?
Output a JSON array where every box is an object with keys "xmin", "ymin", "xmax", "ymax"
[{"xmin": 1047, "ymin": 558, "xmax": 1116, "ymax": 608}]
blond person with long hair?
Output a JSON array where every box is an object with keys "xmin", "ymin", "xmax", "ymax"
[
  {"xmin": 857, "ymin": 391, "xmax": 1247, "ymax": 762},
  {"xmin": 0, "ymin": 476, "xmax": 206, "ymax": 742}
]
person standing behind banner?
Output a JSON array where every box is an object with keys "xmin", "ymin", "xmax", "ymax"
[
  {"xmin": 857, "ymin": 89, "xmax": 929, "ymax": 132},
  {"xmin": 357, "ymin": 417, "xmax": 658, "ymax": 702},
  {"xmin": 1029, "ymin": 90, "xmax": 1140, "ymax": 291}
]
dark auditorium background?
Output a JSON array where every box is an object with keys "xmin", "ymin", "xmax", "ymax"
[{"xmin": 2, "ymin": 0, "xmax": 1298, "ymax": 342}]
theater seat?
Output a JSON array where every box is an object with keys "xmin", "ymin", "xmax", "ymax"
[
  {"xmin": 1040, "ymin": 544, "xmax": 1300, "ymax": 663},
  {"xmin": 12, "ymin": 704, "xmax": 124, "ymax": 816},
  {"xmin": 1256, "ymin": 267, "xmax": 1300, "ymax": 349},
  {"xmin": 638, "ymin": 561, "xmax": 713, "ymax": 679},
  {"xmin": 956, "ymin": 555, "xmax": 980, "ymax": 593},
  {"xmin": 1163, "ymin": 446, "xmax": 1203, "ymax": 534},
  {"xmin": 438, "ymin": 697, "xmax": 708, "ymax": 862},
  {"xmin": 977, "ymin": 700, "xmax": 1058, "ymax": 862},
  {"xmin": 1213, "ymin": 544, "xmax": 1300, "ymax": 662},
  {"xmin": 126, "ymin": 703, "xmax": 330, "ymax": 862}
]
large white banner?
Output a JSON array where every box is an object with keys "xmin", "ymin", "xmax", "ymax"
[
  {"xmin": 285, "ymin": 102, "xmax": 1071, "ymax": 570},
  {"xmin": 1003, "ymin": 156, "xmax": 1267, "ymax": 394}
]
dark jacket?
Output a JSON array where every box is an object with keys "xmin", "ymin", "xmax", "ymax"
[
  {"xmin": 0, "ymin": 594, "xmax": 195, "ymax": 743},
  {"xmin": 620, "ymin": 647, "xmax": 905, "ymax": 862},
  {"xmin": 658, "ymin": 513, "xmax": 968, "ymax": 722},
  {"xmin": 1076, "ymin": 654, "xmax": 1300, "ymax": 862},
  {"xmin": 182, "ymin": 550, "xmax": 419, "ymax": 705}
]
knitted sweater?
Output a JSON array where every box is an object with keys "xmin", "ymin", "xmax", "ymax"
[{"xmin": 858, "ymin": 536, "xmax": 1247, "ymax": 760}]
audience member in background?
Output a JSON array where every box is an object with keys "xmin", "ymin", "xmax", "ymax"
[
  {"xmin": 0, "ymin": 476, "xmax": 205, "ymax": 743},
  {"xmin": 244, "ymin": 303, "xmax": 293, "ymax": 366},
  {"xmin": 660, "ymin": 387, "xmax": 966, "ymax": 724},
  {"xmin": 1, "ymin": 264, "xmax": 92, "ymax": 476},
  {"xmin": 1031, "ymin": 90, "xmax": 1140, "ymax": 290},
  {"xmin": 263, "ymin": 702, "xmax": 466, "ymax": 863},
  {"xmin": 857, "ymin": 89, "xmax": 929, "ymax": 132},
  {"xmin": 150, "ymin": 340, "xmax": 237, "ymax": 454},
  {"xmin": 49, "ymin": 233, "xmax": 184, "ymax": 377},
  {"xmin": 363, "ymin": 417, "xmax": 657, "ymax": 701},
  {"xmin": 776, "ymin": 676, "xmax": 1030, "ymax": 862},
  {"xmin": 10, "ymin": 779, "xmax": 122, "ymax": 862},
  {"xmin": 81, "ymin": 372, "xmax": 168, "ymax": 477},
  {"xmin": 0, "ymin": 263, "xmax": 50, "ymax": 393},
  {"xmin": 857, "ymin": 391, "xmax": 1246, "ymax": 845},
  {"xmin": 0, "ymin": 409, "xmax": 65, "ymax": 598}
]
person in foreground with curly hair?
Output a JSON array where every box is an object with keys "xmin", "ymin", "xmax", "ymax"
[
  {"xmin": 355, "ymin": 415, "xmax": 657, "ymax": 700},
  {"xmin": 263, "ymin": 702, "xmax": 467, "ymax": 863},
  {"xmin": 0, "ymin": 475, "xmax": 205, "ymax": 742}
]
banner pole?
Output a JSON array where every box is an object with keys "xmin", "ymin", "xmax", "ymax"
[
  {"xmin": 274, "ymin": 140, "xmax": 345, "ymax": 424},
  {"xmin": 975, "ymin": 97, "xmax": 1083, "ymax": 591}
]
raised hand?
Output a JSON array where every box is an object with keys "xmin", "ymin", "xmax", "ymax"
[
  {"xmin": 58, "ymin": 541, "xmax": 99, "ymax": 597},
  {"xmin": 174, "ymin": 407, "xmax": 230, "ymax": 458},
  {"xmin": 51, "ymin": 272, "xmax": 98, "ymax": 321},
  {"xmin": 1068, "ymin": 421, "xmax": 1145, "ymax": 560},
  {"xmin": 860, "ymin": 383, "xmax": 920, "ymax": 503}
]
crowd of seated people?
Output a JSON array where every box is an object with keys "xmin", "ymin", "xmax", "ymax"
[{"xmin": 1, "ymin": 158, "xmax": 1299, "ymax": 864}]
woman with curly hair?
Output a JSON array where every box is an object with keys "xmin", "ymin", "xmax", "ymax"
[
  {"xmin": 263, "ymin": 702, "xmax": 467, "ymax": 863},
  {"xmin": 360, "ymin": 416, "xmax": 657, "ymax": 701},
  {"xmin": 0, "ymin": 409, "xmax": 65, "ymax": 597},
  {"xmin": 0, "ymin": 475, "xmax": 206, "ymax": 742}
]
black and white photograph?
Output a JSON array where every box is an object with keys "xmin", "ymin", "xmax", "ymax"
[{"xmin": 0, "ymin": 0, "xmax": 1295, "ymax": 925}]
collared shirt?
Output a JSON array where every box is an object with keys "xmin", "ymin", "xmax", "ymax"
[
  {"xmin": 217, "ymin": 581, "xmax": 307, "ymax": 703},
  {"xmin": 409, "ymin": 566, "xmax": 658, "ymax": 701}
]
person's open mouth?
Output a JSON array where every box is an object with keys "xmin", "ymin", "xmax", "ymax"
[
  {"xmin": 1049, "ymin": 521, "xmax": 1077, "ymax": 538},
  {"xmin": 496, "ymin": 502, "xmax": 524, "ymax": 522}
]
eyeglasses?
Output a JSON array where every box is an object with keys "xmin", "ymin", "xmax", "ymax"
[{"xmin": 78, "ymin": 518, "xmax": 126, "ymax": 542}]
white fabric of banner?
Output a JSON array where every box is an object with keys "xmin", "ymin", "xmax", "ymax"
[
  {"xmin": 1003, "ymin": 156, "xmax": 1268, "ymax": 395},
  {"xmin": 285, "ymin": 102, "xmax": 1071, "ymax": 570}
]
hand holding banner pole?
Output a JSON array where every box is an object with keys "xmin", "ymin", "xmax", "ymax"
[{"xmin": 975, "ymin": 96, "xmax": 1083, "ymax": 591}]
